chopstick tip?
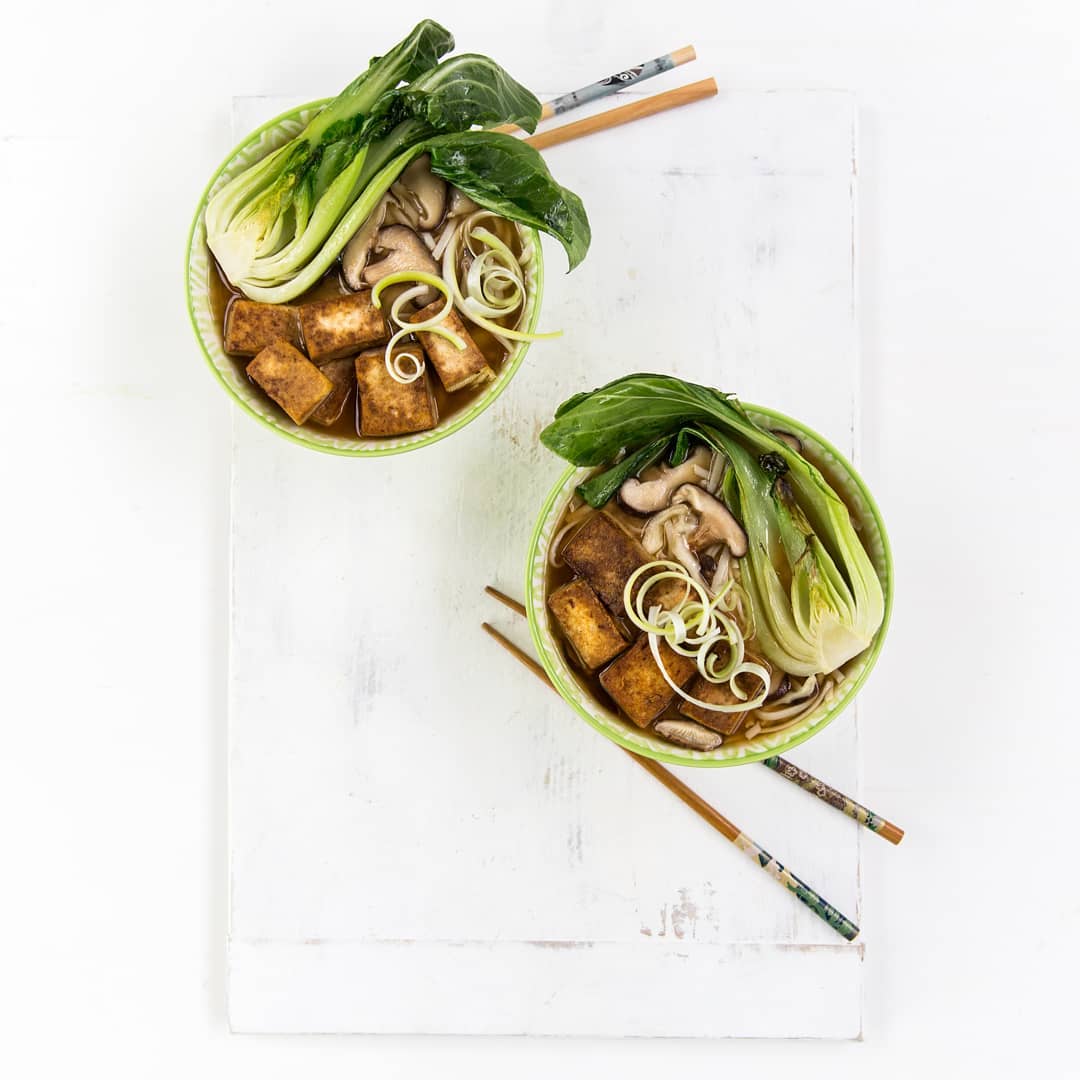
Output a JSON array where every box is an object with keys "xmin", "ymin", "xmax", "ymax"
[
  {"xmin": 485, "ymin": 585, "xmax": 527, "ymax": 618},
  {"xmin": 880, "ymin": 822, "xmax": 905, "ymax": 846}
]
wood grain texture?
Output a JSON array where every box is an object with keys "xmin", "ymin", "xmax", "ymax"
[
  {"xmin": 229, "ymin": 940, "xmax": 862, "ymax": 1037},
  {"xmin": 228, "ymin": 89, "xmax": 862, "ymax": 1037},
  {"xmin": 525, "ymin": 78, "xmax": 718, "ymax": 150}
]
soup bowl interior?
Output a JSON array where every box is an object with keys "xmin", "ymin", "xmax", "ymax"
[
  {"xmin": 525, "ymin": 405, "xmax": 893, "ymax": 767},
  {"xmin": 185, "ymin": 101, "xmax": 544, "ymax": 457}
]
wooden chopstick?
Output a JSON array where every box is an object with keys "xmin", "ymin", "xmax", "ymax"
[
  {"xmin": 481, "ymin": 619, "xmax": 860, "ymax": 941},
  {"xmin": 483, "ymin": 584, "xmax": 527, "ymax": 617},
  {"xmin": 495, "ymin": 45, "xmax": 697, "ymax": 134},
  {"xmin": 485, "ymin": 585, "xmax": 904, "ymax": 845},
  {"xmin": 524, "ymin": 78, "xmax": 718, "ymax": 152}
]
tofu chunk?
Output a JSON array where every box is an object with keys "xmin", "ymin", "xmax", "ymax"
[
  {"xmin": 678, "ymin": 661, "xmax": 771, "ymax": 735},
  {"xmin": 561, "ymin": 512, "xmax": 648, "ymax": 613},
  {"xmin": 309, "ymin": 358, "xmax": 354, "ymax": 427},
  {"xmin": 410, "ymin": 302, "xmax": 495, "ymax": 392},
  {"xmin": 299, "ymin": 292, "xmax": 387, "ymax": 361},
  {"xmin": 548, "ymin": 579, "xmax": 629, "ymax": 671},
  {"xmin": 224, "ymin": 300, "xmax": 300, "ymax": 355},
  {"xmin": 246, "ymin": 341, "xmax": 333, "ymax": 425},
  {"xmin": 355, "ymin": 347, "xmax": 437, "ymax": 436},
  {"xmin": 599, "ymin": 634, "xmax": 697, "ymax": 728},
  {"xmin": 559, "ymin": 512, "xmax": 686, "ymax": 618},
  {"xmin": 677, "ymin": 677, "xmax": 748, "ymax": 735}
]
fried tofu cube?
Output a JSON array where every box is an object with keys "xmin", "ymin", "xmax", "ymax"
[
  {"xmin": 299, "ymin": 292, "xmax": 387, "ymax": 361},
  {"xmin": 678, "ymin": 660, "xmax": 773, "ymax": 738},
  {"xmin": 410, "ymin": 302, "xmax": 495, "ymax": 392},
  {"xmin": 247, "ymin": 341, "xmax": 332, "ymax": 425},
  {"xmin": 558, "ymin": 512, "xmax": 690, "ymax": 616},
  {"xmin": 548, "ymin": 579, "xmax": 629, "ymax": 671},
  {"xmin": 677, "ymin": 677, "xmax": 748, "ymax": 736},
  {"xmin": 599, "ymin": 635, "xmax": 697, "ymax": 728},
  {"xmin": 224, "ymin": 300, "xmax": 300, "ymax": 355},
  {"xmin": 309, "ymin": 358, "xmax": 354, "ymax": 427},
  {"xmin": 561, "ymin": 512, "xmax": 646, "ymax": 613},
  {"xmin": 355, "ymin": 347, "xmax": 437, "ymax": 437}
]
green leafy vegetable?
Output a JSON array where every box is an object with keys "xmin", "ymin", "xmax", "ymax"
[
  {"xmin": 362, "ymin": 54, "xmax": 542, "ymax": 140},
  {"xmin": 541, "ymin": 373, "xmax": 885, "ymax": 676},
  {"xmin": 576, "ymin": 434, "xmax": 671, "ymax": 507},
  {"xmin": 205, "ymin": 21, "xmax": 589, "ymax": 302},
  {"xmin": 205, "ymin": 20, "xmax": 453, "ymax": 287},
  {"xmin": 540, "ymin": 374, "xmax": 741, "ymax": 466},
  {"xmin": 425, "ymin": 133, "xmax": 590, "ymax": 271},
  {"xmin": 307, "ymin": 20, "xmax": 455, "ymax": 146}
]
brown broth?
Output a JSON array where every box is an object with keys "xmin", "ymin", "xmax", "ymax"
[
  {"xmin": 544, "ymin": 444, "xmax": 864, "ymax": 750},
  {"xmin": 208, "ymin": 218, "xmax": 524, "ymax": 440}
]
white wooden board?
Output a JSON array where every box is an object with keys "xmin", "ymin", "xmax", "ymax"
[{"xmin": 228, "ymin": 88, "xmax": 864, "ymax": 1037}]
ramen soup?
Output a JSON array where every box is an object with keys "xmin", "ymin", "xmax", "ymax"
[
  {"xmin": 544, "ymin": 435, "xmax": 871, "ymax": 753},
  {"xmin": 210, "ymin": 164, "xmax": 532, "ymax": 439},
  {"xmin": 198, "ymin": 23, "xmax": 590, "ymax": 445}
]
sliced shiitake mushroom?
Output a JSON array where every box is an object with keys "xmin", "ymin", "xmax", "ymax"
[
  {"xmin": 390, "ymin": 155, "xmax": 447, "ymax": 231},
  {"xmin": 361, "ymin": 225, "xmax": 440, "ymax": 305},
  {"xmin": 341, "ymin": 195, "xmax": 392, "ymax": 291},
  {"xmin": 670, "ymin": 484, "xmax": 749, "ymax": 557},
  {"xmin": 446, "ymin": 186, "xmax": 479, "ymax": 218},
  {"xmin": 618, "ymin": 447, "xmax": 713, "ymax": 514},
  {"xmin": 654, "ymin": 719, "xmax": 724, "ymax": 751}
]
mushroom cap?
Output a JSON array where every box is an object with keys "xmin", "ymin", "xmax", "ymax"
[
  {"xmin": 361, "ymin": 225, "xmax": 441, "ymax": 305},
  {"xmin": 383, "ymin": 190, "xmax": 421, "ymax": 229},
  {"xmin": 671, "ymin": 483, "xmax": 749, "ymax": 557},
  {"xmin": 341, "ymin": 195, "xmax": 391, "ymax": 291},
  {"xmin": 654, "ymin": 719, "xmax": 724, "ymax": 751},
  {"xmin": 446, "ymin": 186, "xmax": 479, "ymax": 218},
  {"xmin": 391, "ymin": 155, "xmax": 447, "ymax": 231}
]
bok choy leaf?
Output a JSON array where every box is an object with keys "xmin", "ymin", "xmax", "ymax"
[{"xmin": 424, "ymin": 134, "xmax": 590, "ymax": 271}]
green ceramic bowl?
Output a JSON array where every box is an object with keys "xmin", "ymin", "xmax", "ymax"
[
  {"xmin": 185, "ymin": 101, "xmax": 544, "ymax": 457},
  {"xmin": 526, "ymin": 403, "xmax": 893, "ymax": 767}
]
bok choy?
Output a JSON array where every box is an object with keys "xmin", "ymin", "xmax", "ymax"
[
  {"xmin": 540, "ymin": 374, "xmax": 886, "ymax": 677},
  {"xmin": 205, "ymin": 20, "xmax": 590, "ymax": 302}
]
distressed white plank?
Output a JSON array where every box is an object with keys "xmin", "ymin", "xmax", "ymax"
[
  {"xmin": 229, "ymin": 89, "xmax": 861, "ymax": 1036},
  {"xmin": 230, "ymin": 940, "xmax": 863, "ymax": 1038}
]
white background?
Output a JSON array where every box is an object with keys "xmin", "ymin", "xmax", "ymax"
[{"xmin": 2, "ymin": 0, "xmax": 1077, "ymax": 1074}]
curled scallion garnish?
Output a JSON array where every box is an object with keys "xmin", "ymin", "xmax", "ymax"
[
  {"xmin": 371, "ymin": 272, "xmax": 464, "ymax": 384},
  {"xmin": 623, "ymin": 560, "xmax": 770, "ymax": 715}
]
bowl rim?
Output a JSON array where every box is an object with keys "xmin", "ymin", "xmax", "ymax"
[
  {"xmin": 525, "ymin": 402, "xmax": 894, "ymax": 767},
  {"xmin": 184, "ymin": 98, "xmax": 545, "ymax": 458}
]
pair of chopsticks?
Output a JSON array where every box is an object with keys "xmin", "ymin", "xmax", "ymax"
[
  {"xmin": 495, "ymin": 45, "xmax": 718, "ymax": 152},
  {"xmin": 483, "ymin": 585, "xmax": 905, "ymax": 941}
]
